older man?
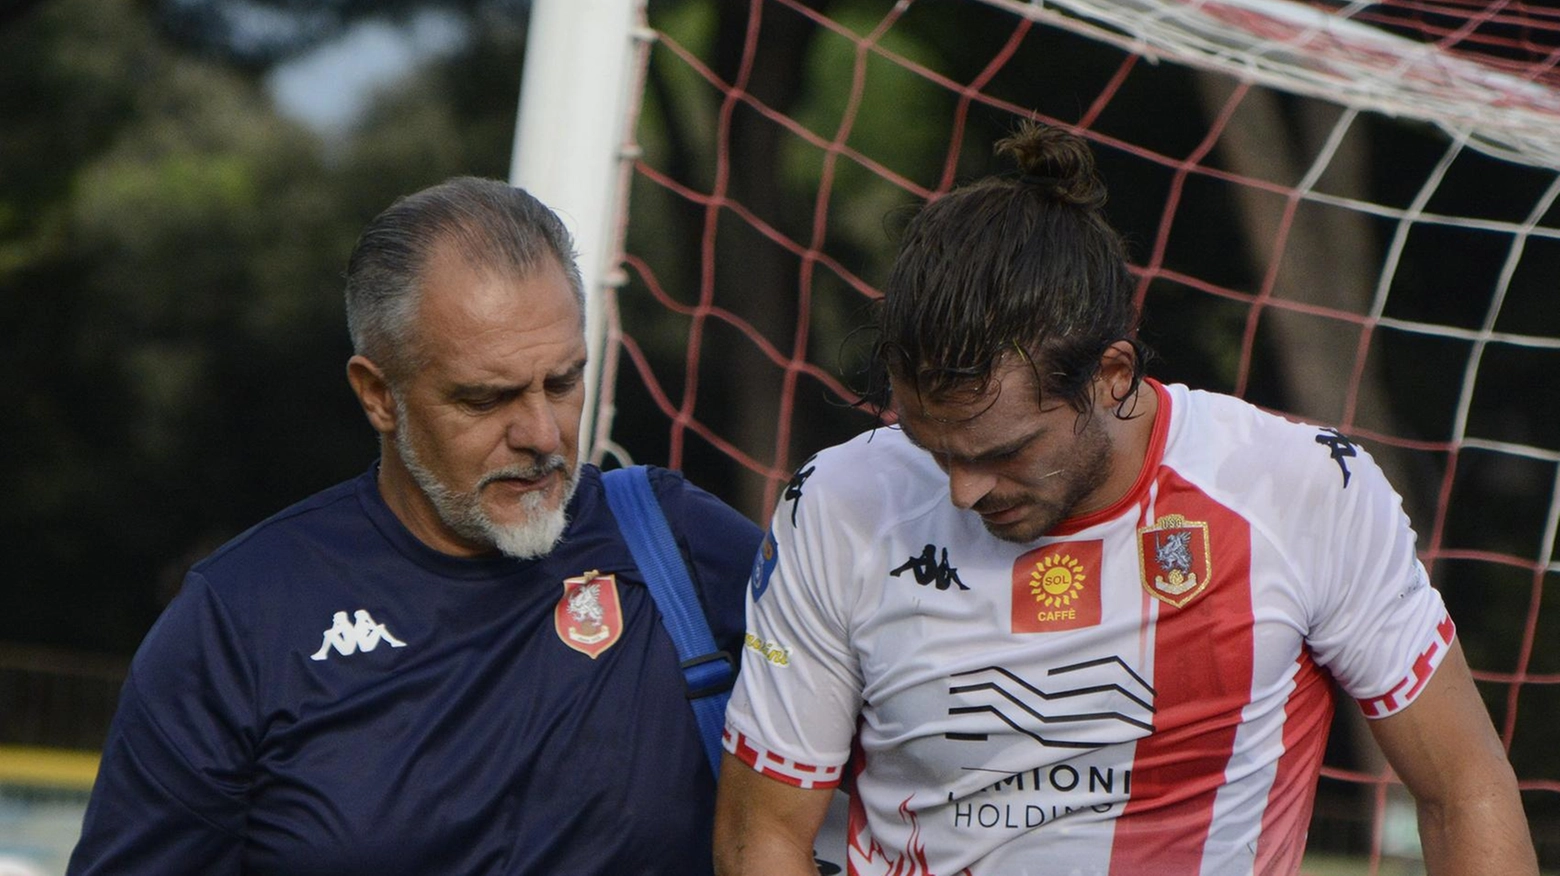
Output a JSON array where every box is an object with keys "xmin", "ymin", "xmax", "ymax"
[{"xmin": 70, "ymin": 178, "xmax": 760, "ymax": 875}]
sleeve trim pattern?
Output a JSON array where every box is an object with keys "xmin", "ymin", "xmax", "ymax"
[
  {"xmin": 1357, "ymin": 613, "xmax": 1456, "ymax": 719},
  {"xmin": 722, "ymin": 728, "xmax": 843, "ymax": 789}
]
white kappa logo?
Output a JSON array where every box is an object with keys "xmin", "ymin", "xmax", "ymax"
[{"xmin": 309, "ymin": 609, "xmax": 408, "ymax": 661}]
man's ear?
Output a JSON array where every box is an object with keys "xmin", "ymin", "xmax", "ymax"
[
  {"xmin": 1094, "ymin": 340, "xmax": 1140, "ymax": 405},
  {"xmin": 347, "ymin": 355, "xmax": 397, "ymax": 435}
]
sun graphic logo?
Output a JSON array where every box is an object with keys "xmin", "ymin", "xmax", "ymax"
[
  {"xmin": 1030, "ymin": 554, "xmax": 1086, "ymax": 608},
  {"xmin": 1011, "ymin": 541, "xmax": 1102, "ymax": 633}
]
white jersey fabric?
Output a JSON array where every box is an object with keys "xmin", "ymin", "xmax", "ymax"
[{"xmin": 724, "ymin": 380, "xmax": 1452, "ymax": 876}]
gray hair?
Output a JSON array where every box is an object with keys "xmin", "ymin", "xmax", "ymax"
[{"xmin": 344, "ymin": 177, "xmax": 585, "ymax": 380}]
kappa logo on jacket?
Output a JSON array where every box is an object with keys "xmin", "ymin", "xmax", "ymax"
[{"xmin": 309, "ymin": 609, "xmax": 408, "ymax": 661}]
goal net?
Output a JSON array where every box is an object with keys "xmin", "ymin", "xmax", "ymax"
[{"xmin": 586, "ymin": 0, "xmax": 1559, "ymax": 867}]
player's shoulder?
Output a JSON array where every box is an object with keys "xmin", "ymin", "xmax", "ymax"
[
  {"xmin": 779, "ymin": 427, "xmax": 945, "ymax": 529},
  {"xmin": 1167, "ymin": 384, "xmax": 1362, "ymax": 475},
  {"xmin": 1163, "ymin": 383, "xmax": 1392, "ymax": 514}
]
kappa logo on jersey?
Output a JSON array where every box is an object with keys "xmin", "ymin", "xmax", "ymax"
[
  {"xmin": 946, "ymin": 657, "xmax": 1155, "ymax": 748},
  {"xmin": 1011, "ymin": 540, "xmax": 1103, "ymax": 633},
  {"xmin": 1315, "ymin": 427, "xmax": 1358, "ymax": 487},
  {"xmin": 890, "ymin": 544, "xmax": 969, "ymax": 591},
  {"xmin": 554, "ymin": 571, "xmax": 624, "ymax": 659},
  {"xmin": 1138, "ymin": 514, "xmax": 1212, "ymax": 608},
  {"xmin": 309, "ymin": 609, "xmax": 407, "ymax": 661},
  {"xmin": 783, "ymin": 455, "xmax": 817, "ymax": 526},
  {"xmin": 750, "ymin": 529, "xmax": 779, "ymax": 602}
]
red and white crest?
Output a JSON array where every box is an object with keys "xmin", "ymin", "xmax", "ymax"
[
  {"xmin": 554, "ymin": 571, "xmax": 624, "ymax": 658},
  {"xmin": 1138, "ymin": 514, "xmax": 1212, "ymax": 608}
]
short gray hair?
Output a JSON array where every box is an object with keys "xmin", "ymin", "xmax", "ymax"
[{"xmin": 344, "ymin": 177, "xmax": 584, "ymax": 379}]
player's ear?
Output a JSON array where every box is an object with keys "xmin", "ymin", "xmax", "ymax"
[
  {"xmin": 1094, "ymin": 340, "xmax": 1139, "ymax": 405},
  {"xmin": 347, "ymin": 355, "xmax": 397, "ymax": 435}
]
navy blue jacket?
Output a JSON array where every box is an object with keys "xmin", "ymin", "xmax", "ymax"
[{"xmin": 68, "ymin": 464, "xmax": 760, "ymax": 875}]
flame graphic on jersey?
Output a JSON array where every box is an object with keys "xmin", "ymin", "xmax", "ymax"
[
  {"xmin": 1029, "ymin": 554, "xmax": 1085, "ymax": 608},
  {"xmin": 848, "ymin": 795, "xmax": 968, "ymax": 876}
]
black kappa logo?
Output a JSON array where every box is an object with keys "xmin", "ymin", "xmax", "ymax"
[
  {"xmin": 891, "ymin": 544, "xmax": 969, "ymax": 591},
  {"xmin": 783, "ymin": 456, "xmax": 817, "ymax": 527},
  {"xmin": 1314, "ymin": 428, "xmax": 1357, "ymax": 488}
]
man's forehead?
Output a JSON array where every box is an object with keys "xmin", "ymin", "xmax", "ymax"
[
  {"xmin": 894, "ymin": 385, "xmax": 1028, "ymax": 446},
  {"xmin": 890, "ymin": 359, "xmax": 1042, "ymax": 419}
]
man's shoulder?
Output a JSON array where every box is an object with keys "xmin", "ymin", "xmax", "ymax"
[
  {"xmin": 581, "ymin": 462, "xmax": 761, "ymax": 547},
  {"xmin": 192, "ymin": 470, "xmax": 377, "ymax": 580},
  {"xmin": 1167, "ymin": 384, "xmax": 1355, "ymax": 469},
  {"xmin": 1162, "ymin": 383, "xmax": 1390, "ymax": 515},
  {"xmin": 777, "ymin": 427, "xmax": 946, "ymax": 532},
  {"xmin": 795, "ymin": 427, "xmax": 930, "ymax": 481}
]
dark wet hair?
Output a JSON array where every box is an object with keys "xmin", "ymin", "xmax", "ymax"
[
  {"xmin": 344, "ymin": 176, "xmax": 584, "ymax": 381},
  {"xmin": 870, "ymin": 121, "xmax": 1148, "ymax": 417}
]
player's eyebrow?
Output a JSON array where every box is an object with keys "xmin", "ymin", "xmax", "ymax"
[
  {"xmin": 897, "ymin": 418, "xmax": 1045, "ymax": 464},
  {"xmin": 967, "ymin": 429, "xmax": 1043, "ymax": 462}
]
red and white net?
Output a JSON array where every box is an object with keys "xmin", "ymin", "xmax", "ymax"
[{"xmin": 602, "ymin": 0, "xmax": 1559, "ymax": 865}]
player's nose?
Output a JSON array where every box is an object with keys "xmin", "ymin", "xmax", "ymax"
[{"xmin": 945, "ymin": 462, "xmax": 994, "ymax": 510}]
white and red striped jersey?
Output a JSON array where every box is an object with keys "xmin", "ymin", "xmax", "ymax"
[{"xmin": 724, "ymin": 380, "xmax": 1452, "ymax": 876}]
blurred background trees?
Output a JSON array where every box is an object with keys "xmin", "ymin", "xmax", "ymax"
[{"xmin": 1, "ymin": 0, "xmax": 530, "ymax": 653}]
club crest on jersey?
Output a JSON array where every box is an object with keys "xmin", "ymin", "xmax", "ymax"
[
  {"xmin": 750, "ymin": 529, "xmax": 779, "ymax": 602},
  {"xmin": 1011, "ymin": 540, "xmax": 1103, "ymax": 633},
  {"xmin": 1138, "ymin": 515, "xmax": 1212, "ymax": 608},
  {"xmin": 555, "ymin": 571, "xmax": 624, "ymax": 658}
]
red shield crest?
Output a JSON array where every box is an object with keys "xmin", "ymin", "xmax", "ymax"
[
  {"xmin": 1138, "ymin": 515, "xmax": 1212, "ymax": 608},
  {"xmin": 554, "ymin": 571, "xmax": 624, "ymax": 658}
]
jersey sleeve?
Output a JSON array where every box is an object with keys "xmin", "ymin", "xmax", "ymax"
[
  {"xmin": 723, "ymin": 456, "xmax": 864, "ymax": 789},
  {"xmin": 1301, "ymin": 435, "xmax": 1454, "ymax": 719},
  {"xmin": 67, "ymin": 572, "xmax": 253, "ymax": 875}
]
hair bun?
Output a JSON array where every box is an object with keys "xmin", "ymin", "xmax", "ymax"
[{"xmin": 996, "ymin": 121, "xmax": 1106, "ymax": 209}]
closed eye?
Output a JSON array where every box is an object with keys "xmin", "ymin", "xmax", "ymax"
[
  {"xmin": 544, "ymin": 373, "xmax": 582, "ymax": 397},
  {"xmin": 545, "ymin": 361, "xmax": 588, "ymax": 397},
  {"xmin": 459, "ymin": 392, "xmax": 511, "ymax": 413}
]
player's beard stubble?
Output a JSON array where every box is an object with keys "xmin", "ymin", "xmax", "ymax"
[{"xmin": 971, "ymin": 411, "xmax": 1114, "ymax": 544}]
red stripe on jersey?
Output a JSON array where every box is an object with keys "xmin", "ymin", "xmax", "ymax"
[
  {"xmin": 1110, "ymin": 471, "xmax": 1255, "ymax": 876},
  {"xmin": 1357, "ymin": 613, "xmax": 1455, "ymax": 718},
  {"xmin": 724, "ymin": 728, "xmax": 843, "ymax": 790},
  {"xmin": 1253, "ymin": 653, "xmax": 1334, "ymax": 874}
]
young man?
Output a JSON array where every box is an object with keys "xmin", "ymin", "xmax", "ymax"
[
  {"xmin": 69, "ymin": 178, "xmax": 761, "ymax": 875},
  {"xmin": 714, "ymin": 123, "xmax": 1537, "ymax": 875}
]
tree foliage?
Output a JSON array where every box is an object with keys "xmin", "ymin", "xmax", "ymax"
[{"xmin": 0, "ymin": 0, "xmax": 526, "ymax": 652}]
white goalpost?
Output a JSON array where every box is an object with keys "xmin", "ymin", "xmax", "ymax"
[{"xmin": 510, "ymin": 0, "xmax": 648, "ymax": 464}]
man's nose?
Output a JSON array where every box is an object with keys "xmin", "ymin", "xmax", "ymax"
[
  {"xmin": 504, "ymin": 393, "xmax": 563, "ymax": 456},
  {"xmin": 945, "ymin": 460, "xmax": 995, "ymax": 510}
]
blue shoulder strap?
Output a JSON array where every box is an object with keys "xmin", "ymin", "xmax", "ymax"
[{"xmin": 600, "ymin": 466, "xmax": 733, "ymax": 778}]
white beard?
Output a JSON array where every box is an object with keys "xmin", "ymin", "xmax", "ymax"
[{"xmin": 394, "ymin": 407, "xmax": 579, "ymax": 559}]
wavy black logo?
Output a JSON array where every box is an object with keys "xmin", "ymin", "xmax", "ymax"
[{"xmin": 946, "ymin": 657, "xmax": 1155, "ymax": 749}]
